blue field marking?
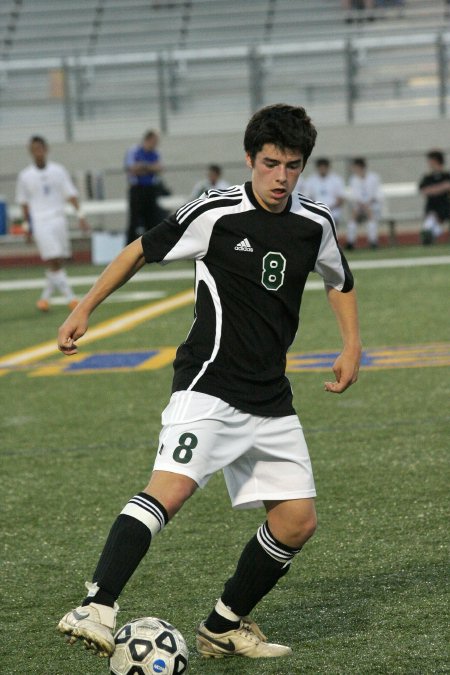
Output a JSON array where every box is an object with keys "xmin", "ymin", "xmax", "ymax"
[
  {"xmin": 65, "ymin": 351, "xmax": 158, "ymax": 371},
  {"xmin": 287, "ymin": 343, "xmax": 450, "ymax": 371},
  {"xmin": 28, "ymin": 343, "xmax": 450, "ymax": 377}
]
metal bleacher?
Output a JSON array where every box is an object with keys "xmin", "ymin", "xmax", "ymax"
[
  {"xmin": 1, "ymin": 0, "xmax": 447, "ymax": 59},
  {"xmin": 0, "ymin": 0, "xmax": 448, "ymax": 143}
]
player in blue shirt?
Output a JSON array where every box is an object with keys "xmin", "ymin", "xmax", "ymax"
[{"xmin": 124, "ymin": 130, "xmax": 166, "ymax": 244}]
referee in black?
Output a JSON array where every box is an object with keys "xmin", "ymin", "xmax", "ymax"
[{"xmin": 124, "ymin": 130, "xmax": 167, "ymax": 244}]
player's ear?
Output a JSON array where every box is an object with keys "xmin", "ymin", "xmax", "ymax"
[{"xmin": 245, "ymin": 153, "xmax": 254, "ymax": 170}]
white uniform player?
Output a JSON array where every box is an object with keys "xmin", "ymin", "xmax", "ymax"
[
  {"xmin": 16, "ymin": 136, "xmax": 89, "ymax": 311},
  {"xmin": 190, "ymin": 164, "xmax": 230, "ymax": 199},
  {"xmin": 303, "ymin": 158, "xmax": 346, "ymax": 226},
  {"xmin": 16, "ymin": 161, "xmax": 76, "ymax": 260},
  {"xmin": 346, "ymin": 158, "xmax": 383, "ymax": 250}
]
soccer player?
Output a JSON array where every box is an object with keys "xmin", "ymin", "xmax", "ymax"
[
  {"xmin": 419, "ymin": 149, "xmax": 450, "ymax": 245},
  {"xmin": 16, "ymin": 136, "xmax": 89, "ymax": 312},
  {"xmin": 190, "ymin": 164, "xmax": 230, "ymax": 199},
  {"xmin": 346, "ymin": 157, "xmax": 383, "ymax": 250},
  {"xmin": 304, "ymin": 157, "xmax": 346, "ymax": 227},
  {"xmin": 57, "ymin": 104, "xmax": 361, "ymax": 660}
]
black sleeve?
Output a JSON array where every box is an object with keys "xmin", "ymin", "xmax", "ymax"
[{"xmin": 419, "ymin": 174, "xmax": 431, "ymax": 190}]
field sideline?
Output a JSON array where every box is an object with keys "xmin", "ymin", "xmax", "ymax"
[{"xmin": 1, "ymin": 245, "xmax": 449, "ymax": 674}]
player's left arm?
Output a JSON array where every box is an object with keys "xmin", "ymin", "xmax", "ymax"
[
  {"xmin": 324, "ymin": 287, "xmax": 362, "ymax": 394},
  {"xmin": 67, "ymin": 195, "xmax": 90, "ymax": 232},
  {"xmin": 420, "ymin": 181, "xmax": 450, "ymax": 196}
]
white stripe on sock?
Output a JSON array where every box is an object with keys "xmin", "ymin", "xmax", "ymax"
[{"xmin": 120, "ymin": 502, "xmax": 163, "ymax": 537}]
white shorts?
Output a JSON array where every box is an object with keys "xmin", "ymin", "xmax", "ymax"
[
  {"xmin": 154, "ymin": 391, "xmax": 316, "ymax": 509},
  {"xmin": 33, "ymin": 218, "xmax": 71, "ymax": 260}
]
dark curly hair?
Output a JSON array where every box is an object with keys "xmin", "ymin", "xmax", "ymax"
[{"xmin": 244, "ymin": 104, "xmax": 317, "ymax": 166}]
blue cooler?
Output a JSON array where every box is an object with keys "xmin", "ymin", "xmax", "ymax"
[{"xmin": 0, "ymin": 197, "xmax": 7, "ymax": 235}]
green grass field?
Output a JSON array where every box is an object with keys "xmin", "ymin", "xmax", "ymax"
[{"xmin": 1, "ymin": 245, "xmax": 449, "ymax": 675}]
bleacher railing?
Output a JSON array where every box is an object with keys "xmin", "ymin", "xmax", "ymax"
[{"xmin": 0, "ymin": 31, "xmax": 448, "ymax": 142}]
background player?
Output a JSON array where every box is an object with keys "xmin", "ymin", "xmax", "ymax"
[
  {"xmin": 16, "ymin": 136, "xmax": 89, "ymax": 312},
  {"xmin": 190, "ymin": 163, "xmax": 230, "ymax": 199},
  {"xmin": 303, "ymin": 157, "xmax": 346, "ymax": 227},
  {"xmin": 124, "ymin": 130, "xmax": 168, "ymax": 244},
  {"xmin": 57, "ymin": 104, "xmax": 361, "ymax": 661},
  {"xmin": 346, "ymin": 157, "xmax": 383, "ymax": 250},
  {"xmin": 419, "ymin": 149, "xmax": 450, "ymax": 245}
]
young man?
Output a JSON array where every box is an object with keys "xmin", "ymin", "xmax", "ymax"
[
  {"xmin": 124, "ymin": 130, "xmax": 167, "ymax": 244},
  {"xmin": 419, "ymin": 149, "xmax": 450, "ymax": 245},
  {"xmin": 346, "ymin": 157, "xmax": 383, "ymax": 250},
  {"xmin": 16, "ymin": 136, "xmax": 89, "ymax": 312},
  {"xmin": 304, "ymin": 157, "xmax": 346, "ymax": 227},
  {"xmin": 57, "ymin": 104, "xmax": 361, "ymax": 661}
]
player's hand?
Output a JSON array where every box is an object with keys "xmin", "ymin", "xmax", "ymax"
[
  {"xmin": 324, "ymin": 346, "xmax": 361, "ymax": 394},
  {"xmin": 57, "ymin": 309, "xmax": 89, "ymax": 355}
]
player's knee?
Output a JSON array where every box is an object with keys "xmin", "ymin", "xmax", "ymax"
[
  {"xmin": 268, "ymin": 508, "xmax": 317, "ymax": 549},
  {"xmin": 289, "ymin": 512, "xmax": 317, "ymax": 548},
  {"xmin": 143, "ymin": 471, "xmax": 197, "ymax": 519}
]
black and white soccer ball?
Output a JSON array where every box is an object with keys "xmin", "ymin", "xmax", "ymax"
[{"xmin": 109, "ymin": 617, "xmax": 189, "ymax": 675}]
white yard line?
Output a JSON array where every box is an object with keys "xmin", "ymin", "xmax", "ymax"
[
  {"xmin": 0, "ymin": 256, "xmax": 449, "ymax": 292},
  {"xmin": 0, "ymin": 268, "xmax": 194, "ymax": 291},
  {"xmin": 349, "ymin": 256, "xmax": 450, "ymax": 270},
  {"xmin": 50, "ymin": 291, "xmax": 166, "ymax": 305}
]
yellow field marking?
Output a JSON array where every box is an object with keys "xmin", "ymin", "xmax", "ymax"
[
  {"xmin": 0, "ymin": 289, "xmax": 194, "ymax": 374},
  {"xmin": 136, "ymin": 347, "xmax": 177, "ymax": 371}
]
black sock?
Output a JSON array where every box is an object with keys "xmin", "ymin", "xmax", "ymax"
[
  {"xmin": 204, "ymin": 609, "xmax": 240, "ymax": 634},
  {"xmin": 82, "ymin": 492, "xmax": 168, "ymax": 607},
  {"xmin": 220, "ymin": 522, "xmax": 301, "ymax": 617}
]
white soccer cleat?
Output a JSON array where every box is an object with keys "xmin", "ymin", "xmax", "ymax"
[
  {"xmin": 58, "ymin": 600, "xmax": 118, "ymax": 658},
  {"xmin": 241, "ymin": 616, "xmax": 268, "ymax": 642},
  {"xmin": 196, "ymin": 620, "xmax": 292, "ymax": 659}
]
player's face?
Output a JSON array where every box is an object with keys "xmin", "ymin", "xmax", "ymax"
[
  {"xmin": 427, "ymin": 158, "xmax": 442, "ymax": 172},
  {"xmin": 143, "ymin": 134, "xmax": 158, "ymax": 151},
  {"xmin": 352, "ymin": 164, "xmax": 366, "ymax": 177},
  {"xmin": 29, "ymin": 141, "xmax": 48, "ymax": 168},
  {"xmin": 246, "ymin": 144, "xmax": 304, "ymax": 213}
]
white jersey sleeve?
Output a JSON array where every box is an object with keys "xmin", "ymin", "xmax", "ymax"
[
  {"xmin": 141, "ymin": 187, "xmax": 244, "ymax": 264},
  {"xmin": 314, "ymin": 212, "xmax": 353, "ymax": 292},
  {"xmin": 59, "ymin": 164, "xmax": 78, "ymax": 199}
]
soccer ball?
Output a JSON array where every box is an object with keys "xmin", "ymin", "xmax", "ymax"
[{"xmin": 109, "ymin": 617, "xmax": 189, "ymax": 675}]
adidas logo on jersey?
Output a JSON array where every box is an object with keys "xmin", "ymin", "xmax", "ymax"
[{"xmin": 234, "ymin": 238, "xmax": 253, "ymax": 252}]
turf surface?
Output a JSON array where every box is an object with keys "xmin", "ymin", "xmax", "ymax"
[{"xmin": 1, "ymin": 246, "xmax": 449, "ymax": 674}]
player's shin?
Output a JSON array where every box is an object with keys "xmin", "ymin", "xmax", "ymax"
[
  {"xmin": 205, "ymin": 521, "xmax": 301, "ymax": 633},
  {"xmin": 82, "ymin": 492, "xmax": 168, "ymax": 608}
]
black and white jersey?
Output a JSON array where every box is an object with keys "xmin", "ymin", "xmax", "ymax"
[{"xmin": 141, "ymin": 182, "xmax": 353, "ymax": 417}]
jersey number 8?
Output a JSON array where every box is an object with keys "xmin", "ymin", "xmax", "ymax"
[{"xmin": 261, "ymin": 252, "xmax": 287, "ymax": 291}]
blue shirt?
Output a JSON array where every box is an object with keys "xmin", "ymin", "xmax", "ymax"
[{"xmin": 124, "ymin": 144, "xmax": 161, "ymax": 187}]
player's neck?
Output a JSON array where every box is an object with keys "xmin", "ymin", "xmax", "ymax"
[{"xmin": 35, "ymin": 160, "xmax": 47, "ymax": 170}]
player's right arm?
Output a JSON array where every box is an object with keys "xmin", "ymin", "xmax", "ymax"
[{"xmin": 57, "ymin": 238, "xmax": 146, "ymax": 355}]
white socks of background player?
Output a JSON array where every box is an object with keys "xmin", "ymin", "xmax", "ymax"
[
  {"xmin": 43, "ymin": 269, "xmax": 76, "ymax": 302},
  {"xmin": 367, "ymin": 219, "xmax": 378, "ymax": 246},
  {"xmin": 423, "ymin": 213, "xmax": 443, "ymax": 238},
  {"xmin": 40, "ymin": 270, "xmax": 58, "ymax": 301},
  {"xmin": 346, "ymin": 220, "xmax": 358, "ymax": 245},
  {"xmin": 346, "ymin": 220, "xmax": 378, "ymax": 246}
]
